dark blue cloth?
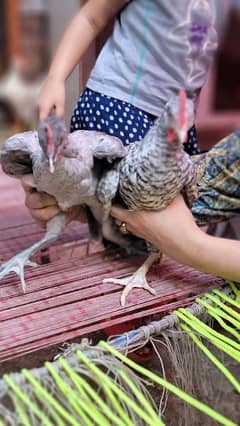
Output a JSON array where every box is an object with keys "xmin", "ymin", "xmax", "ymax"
[{"xmin": 71, "ymin": 88, "xmax": 200, "ymax": 155}]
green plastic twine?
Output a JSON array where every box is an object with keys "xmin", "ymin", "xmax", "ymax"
[
  {"xmin": 23, "ymin": 370, "xmax": 66, "ymax": 426},
  {"xmin": 178, "ymin": 307, "xmax": 240, "ymax": 348},
  {"xmin": 180, "ymin": 323, "xmax": 240, "ymax": 393},
  {"xmin": 13, "ymin": 395, "xmax": 32, "ymax": 426},
  {"xmin": 213, "ymin": 288, "xmax": 240, "ymax": 310},
  {"xmin": 3, "ymin": 374, "xmax": 54, "ymax": 426},
  {"xmin": 77, "ymin": 350, "xmax": 163, "ymax": 426},
  {"xmin": 205, "ymin": 307, "xmax": 239, "ymax": 341},
  {"xmin": 59, "ymin": 356, "xmax": 130, "ymax": 426},
  {"xmin": 176, "ymin": 309, "xmax": 240, "ymax": 361},
  {"xmin": 226, "ymin": 281, "xmax": 240, "ymax": 304},
  {"xmin": 100, "ymin": 341, "xmax": 237, "ymax": 426},
  {"xmin": 196, "ymin": 298, "xmax": 240, "ymax": 341},
  {"xmin": 45, "ymin": 362, "xmax": 97, "ymax": 426},
  {"xmin": 58, "ymin": 359, "xmax": 103, "ymax": 426},
  {"xmin": 119, "ymin": 369, "xmax": 165, "ymax": 426},
  {"xmin": 204, "ymin": 293, "xmax": 240, "ymax": 322},
  {"xmin": 76, "ymin": 350, "xmax": 157, "ymax": 426},
  {"xmin": 22, "ymin": 369, "xmax": 80, "ymax": 426},
  {"xmin": 175, "ymin": 311, "xmax": 240, "ymax": 363}
]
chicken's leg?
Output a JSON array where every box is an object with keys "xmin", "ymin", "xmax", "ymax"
[
  {"xmin": 0, "ymin": 213, "xmax": 66, "ymax": 292},
  {"xmin": 103, "ymin": 252, "xmax": 161, "ymax": 306}
]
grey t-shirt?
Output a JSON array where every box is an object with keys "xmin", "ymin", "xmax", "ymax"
[{"xmin": 87, "ymin": 0, "xmax": 232, "ymax": 117}]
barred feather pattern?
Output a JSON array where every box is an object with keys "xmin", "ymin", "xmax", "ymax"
[{"xmin": 118, "ymin": 113, "xmax": 198, "ymax": 211}]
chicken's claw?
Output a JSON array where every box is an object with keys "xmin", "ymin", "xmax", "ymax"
[
  {"xmin": 0, "ymin": 252, "xmax": 38, "ymax": 292},
  {"xmin": 103, "ymin": 271, "xmax": 156, "ymax": 306}
]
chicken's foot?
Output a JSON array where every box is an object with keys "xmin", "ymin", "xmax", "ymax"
[
  {"xmin": 103, "ymin": 252, "xmax": 161, "ymax": 306},
  {"xmin": 0, "ymin": 213, "xmax": 66, "ymax": 292}
]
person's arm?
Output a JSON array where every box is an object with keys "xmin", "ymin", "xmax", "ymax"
[
  {"xmin": 38, "ymin": 0, "xmax": 128, "ymax": 118},
  {"xmin": 110, "ymin": 195, "xmax": 240, "ymax": 282}
]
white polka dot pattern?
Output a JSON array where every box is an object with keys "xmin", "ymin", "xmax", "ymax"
[{"xmin": 70, "ymin": 88, "xmax": 200, "ymax": 154}]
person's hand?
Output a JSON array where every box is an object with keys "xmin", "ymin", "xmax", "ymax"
[
  {"xmin": 22, "ymin": 181, "xmax": 60, "ymax": 227},
  {"xmin": 110, "ymin": 194, "xmax": 204, "ymax": 265},
  {"xmin": 21, "ymin": 180, "xmax": 87, "ymax": 227},
  {"xmin": 111, "ymin": 196, "xmax": 240, "ymax": 283},
  {"xmin": 37, "ymin": 76, "xmax": 66, "ymax": 119}
]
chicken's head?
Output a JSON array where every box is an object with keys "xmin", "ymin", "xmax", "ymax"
[
  {"xmin": 166, "ymin": 89, "xmax": 194, "ymax": 144},
  {"xmin": 37, "ymin": 115, "xmax": 67, "ymax": 173}
]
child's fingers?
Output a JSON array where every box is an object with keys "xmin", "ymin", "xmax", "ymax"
[
  {"xmin": 25, "ymin": 191, "xmax": 58, "ymax": 210},
  {"xmin": 30, "ymin": 205, "xmax": 60, "ymax": 223}
]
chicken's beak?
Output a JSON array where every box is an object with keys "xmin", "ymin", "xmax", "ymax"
[
  {"xmin": 178, "ymin": 88, "xmax": 187, "ymax": 144},
  {"xmin": 179, "ymin": 129, "xmax": 187, "ymax": 144},
  {"xmin": 48, "ymin": 156, "xmax": 55, "ymax": 174}
]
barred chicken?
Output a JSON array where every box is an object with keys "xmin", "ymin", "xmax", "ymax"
[{"xmin": 98, "ymin": 89, "xmax": 198, "ymax": 305}]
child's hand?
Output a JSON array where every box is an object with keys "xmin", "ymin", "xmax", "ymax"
[
  {"xmin": 22, "ymin": 181, "xmax": 87, "ymax": 227},
  {"xmin": 22, "ymin": 181, "xmax": 60, "ymax": 227},
  {"xmin": 38, "ymin": 76, "xmax": 66, "ymax": 119}
]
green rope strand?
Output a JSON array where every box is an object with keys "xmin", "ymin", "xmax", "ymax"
[
  {"xmin": 177, "ymin": 309, "xmax": 240, "ymax": 355},
  {"xmin": 213, "ymin": 289, "xmax": 240, "ymax": 310},
  {"xmin": 180, "ymin": 323, "xmax": 240, "ymax": 393},
  {"xmin": 59, "ymin": 357, "xmax": 130, "ymax": 426},
  {"xmin": 100, "ymin": 341, "xmax": 237, "ymax": 426},
  {"xmin": 175, "ymin": 310, "xmax": 240, "ymax": 362},
  {"xmin": 57, "ymin": 359, "xmax": 101, "ymax": 426},
  {"xmin": 99, "ymin": 377, "xmax": 135, "ymax": 426},
  {"xmin": 22, "ymin": 369, "xmax": 80, "ymax": 426},
  {"xmin": 204, "ymin": 308, "xmax": 240, "ymax": 341},
  {"xmin": 3, "ymin": 374, "xmax": 54, "ymax": 426},
  {"xmin": 119, "ymin": 369, "xmax": 165, "ymax": 425},
  {"xmin": 45, "ymin": 362, "xmax": 98, "ymax": 426},
  {"xmin": 77, "ymin": 350, "xmax": 163, "ymax": 426},
  {"xmin": 94, "ymin": 369, "xmax": 135, "ymax": 426},
  {"xmin": 196, "ymin": 299, "xmax": 240, "ymax": 340},
  {"xmin": 226, "ymin": 281, "xmax": 240, "ymax": 303},
  {"xmin": 12, "ymin": 395, "xmax": 32, "ymax": 426},
  {"xmin": 204, "ymin": 293, "xmax": 240, "ymax": 322}
]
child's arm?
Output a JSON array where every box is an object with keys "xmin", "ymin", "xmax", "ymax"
[{"xmin": 38, "ymin": 0, "xmax": 128, "ymax": 118}]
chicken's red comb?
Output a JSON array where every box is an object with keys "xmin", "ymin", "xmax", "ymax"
[{"xmin": 178, "ymin": 88, "xmax": 187, "ymax": 129}]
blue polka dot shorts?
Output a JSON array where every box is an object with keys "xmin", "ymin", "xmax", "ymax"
[{"xmin": 70, "ymin": 88, "xmax": 200, "ymax": 155}]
